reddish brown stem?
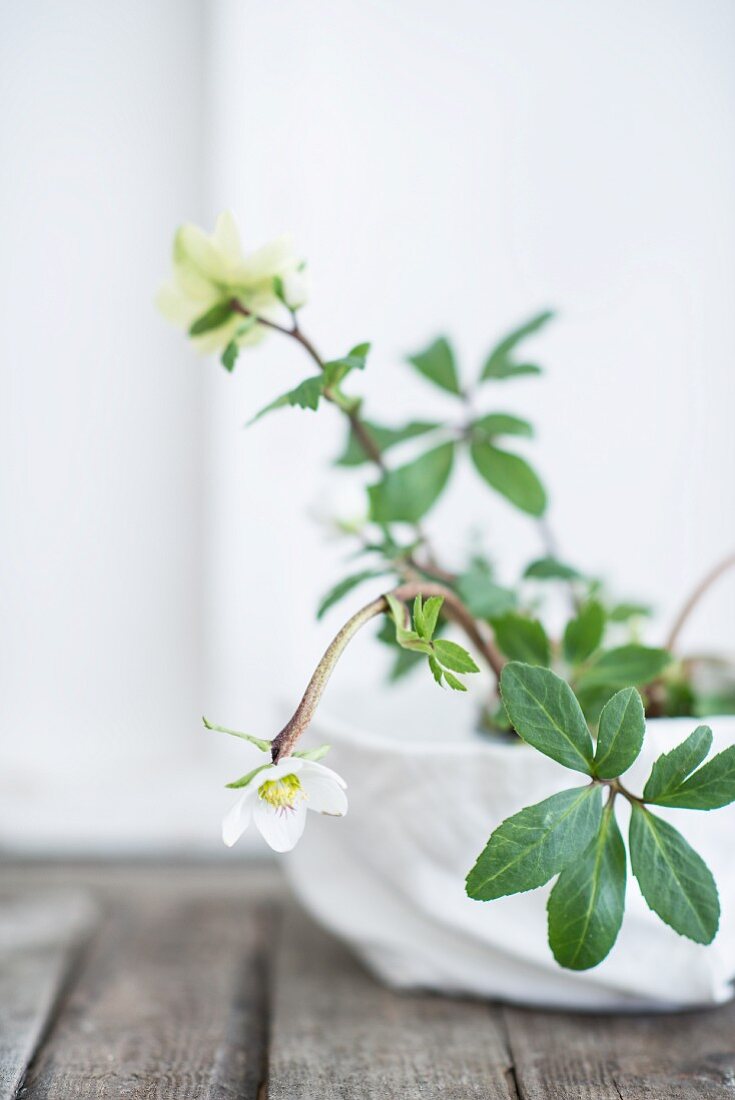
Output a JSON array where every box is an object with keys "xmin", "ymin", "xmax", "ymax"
[
  {"xmin": 666, "ymin": 552, "xmax": 735, "ymax": 652},
  {"xmin": 270, "ymin": 582, "xmax": 505, "ymax": 761}
]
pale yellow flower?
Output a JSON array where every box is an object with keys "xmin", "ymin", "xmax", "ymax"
[{"xmin": 156, "ymin": 211, "xmax": 307, "ymax": 354}]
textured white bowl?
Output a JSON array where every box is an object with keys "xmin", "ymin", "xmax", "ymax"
[{"xmin": 286, "ymin": 710, "xmax": 735, "ymax": 1011}]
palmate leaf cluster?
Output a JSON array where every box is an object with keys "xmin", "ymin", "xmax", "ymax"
[{"xmin": 466, "ymin": 663, "xmax": 735, "ymax": 970}]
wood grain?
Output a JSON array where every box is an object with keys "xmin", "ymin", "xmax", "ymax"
[
  {"xmin": 19, "ymin": 876, "xmax": 274, "ymax": 1099},
  {"xmin": 505, "ymin": 1002, "xmax": 735, "ymax": 1099},
  {"xmin": 0, "ymin": 893, "xmax": 92, "ymax": 1100},
  {"xmin": 267, "ymin": 902, "xmax": 517, "ymax": 1100}
]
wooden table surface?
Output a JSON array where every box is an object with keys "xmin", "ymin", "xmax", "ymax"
[{"xmin": 2, "ymin": 861, "xmax": 734, "ymax": 1099}]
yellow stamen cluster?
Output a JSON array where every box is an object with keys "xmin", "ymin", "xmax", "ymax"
[{"xmin": 259, "ymin": 773, "xmax": 303, "ymax": 809}]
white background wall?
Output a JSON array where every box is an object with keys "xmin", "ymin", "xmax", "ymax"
[{"xmin": 1, "ymin": 0, "xmax": 734, "ymax": 852}]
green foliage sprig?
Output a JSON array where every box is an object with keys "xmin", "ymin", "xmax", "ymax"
[
  {"xmin": 159, "ymin": 213, "xmax": 735, "ymax": 966},
  {"xmin": 466, "ymin": 663, "xmax": 735, "ymax": 969}
]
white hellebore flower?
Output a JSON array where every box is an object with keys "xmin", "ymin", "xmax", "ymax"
[
  {"xmin": 156, "ymin": 210, "xmax": 308, "ymax": 354},
  {"xmin": 222, "ymin": 757, "xmax": 348, "ymax": 853}
]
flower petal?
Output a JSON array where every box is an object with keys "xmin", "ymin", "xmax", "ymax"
[
  {"xmin": 301, "ymin": 773, "xmax": 348, "ymax": 816},
  {"xmin": 254, "ymin": 799, "xmax": 307, "ymax": 852},
  {"xmin": 299, "ymin": 759, "xmax": 347, "ymax": 789},
  {"xmin": 222, "ymin": 789, "xmax": 255, "ymax": 847}
]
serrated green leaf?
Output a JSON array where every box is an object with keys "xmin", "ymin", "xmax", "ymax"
[
  {"xmin": 471, "ymin": 413, "xmax": 534, "ymax": 441},
  {"xmin": 456, "ymin": 564, "xmax": 517, "ymax": 619},
  {"xmin": 226, "ymin": 763, "xmax": 270, "ymax": 789},
  {"xmin": 491, "ymin": 613, "xmax": 551, "ymax": 666},
  {"xmin": 480, "ymin": 310, "xmax": 554, "ymax": 381},
  {"xmin": 221, "ymin": 341, "xmax": 239, "ymax": 372},
  {"xmin": 646, "ymin": 745, "xmax": 735, "ymax": 810},
  {"xmin": 317, "ymin": 570, "xmax": 387, "ymax": 620},
  {"xmin": 500, "ymin": 663, "xmax": 594, "ymax": 774},
  {"xmin": 323, "ymin": 342, "xmax": 371, "ymax": 387},
  {"xmin": 203, "ymin": 718, "xmax": 271, "ymax": 752},
  {"xmin": 593, "ymin": 688, "xmax": 645, "ymax": 779},
  {"xmin": 563, "ymin": 601, "xmax": 606, "ymax": 665},
  {"xmin": 443, "ymin": 670, "xmax": 467, "ymax": 691},
  {"xmin": 547, "ymin": 806, "xmax": 626, "ymax": 970},
  {"xmin": 524, "ymin": 557, "xmax": 584, "ymax": 581},
  {"xmin": 433, "ymin": 639, "xmax": 480, "ymax": 674},
  {"xmin": 421, "ymin": 596, "xmax": 444, "ymax": 640},
  {"xmin": 629, "ymin": 804, "xmax": 719, "ymax": 944},
  {"xmin": 249, "ymin": 376, "xmax": 324, "ymax": 424},
  {"xmin": 470, "ymin": 441, "xmax": 547, "ymax": 517},
  {"xmin": 293, "ymin": 744, "xmax": 331, "ymax": 762},
  {"xmin": 413, "ymin": 594, "xmax": 426, "ymax": 638},
  {"xmin": 577, "ymin": 645, "xmax": 672, "ymax": 690},
  {"xmin": 334, "ymin": 420, "xmax": 441, "ymax": 466},
  {"xmin": 428, "ymin": 655, "xmax": 444, "ymax": 686},
  {"xmin": 407, "ymin": 336, "xmax": 461, "ymax": 395},
  {"xmin": 466, "ymin": 785, "xmax": 602, "ymax": 901},
  {"xmin": 368, "ymin": 443, "xmax": 455, "ymax": 523},
  {"xmin": 643, "ymin": 725, "xmax": 713, "ymax": 802},
  {"xmin": 189, "ymin": 301, "xmax": 233, "ymax": 336}
]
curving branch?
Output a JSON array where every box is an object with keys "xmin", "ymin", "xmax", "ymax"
[
  {"xmin": 666, "ymin": 552, "xmax": 735, "ymax": 652},
  {"xmin": 270, "ymin": 582, "xmax": 505, "ymax": 762}
]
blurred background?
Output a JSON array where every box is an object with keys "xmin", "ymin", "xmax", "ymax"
[{"xmin": 1, "ymin": 0, "xmax": 733, "ymax": 855}]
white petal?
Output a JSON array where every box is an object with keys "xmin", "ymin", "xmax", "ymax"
[
  {"xmin": 222, "ymin": 789, "xmax": 255, "ymax": 848},
  {"xmin": 254, "ymin": 800, "xmax": 307, "ymax": 852},
  {"xmin": 213, "ymin": 210, "xmax": 243, "ymax": 265},
  {"xmin": 301, "ymin": 773, "xmax": 348, "ymax": 816},
  {"xmin": 280, "ymin": 268, "xmax": 310, "ymax": 310},
  {"xmin": 237, "ymin": 234, "xmax": 296, "ymax": 282},
  {"xmin": 299, "ymin": 759, "xmax": 347, "ymax": 789}
]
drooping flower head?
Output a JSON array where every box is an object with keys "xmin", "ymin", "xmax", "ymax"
[
  {"xmin": 156, "ymin": 211, "xmax": 309, "ymax": 354},
  {"xmin": 222, "ymin": 756, "xmax": 347, "ymax": 853}
]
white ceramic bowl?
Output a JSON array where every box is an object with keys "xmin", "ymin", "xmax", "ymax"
[{"xmin": 286, "ymin": 704, "xmax": 735, "ymax": 1012}]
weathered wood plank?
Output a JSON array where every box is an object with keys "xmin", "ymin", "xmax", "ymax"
[
  {"xmin": 0, "ymin": 893, "xmax": 93, "ymax": 1100},
  {"xmin": 267, "ymin": 903, "xmax": 517, "ymax": 1100},
  {"xmin": 505, "ymin": 1000, "xmax": 735, "ymax": 1099},
  {"xmin": 20, "ymin": 884, "xmax": 274, "ymax": 1099}
]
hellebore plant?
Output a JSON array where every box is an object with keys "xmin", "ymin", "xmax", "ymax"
[{"xmin": 160, "ymin": 213, "xmax": 735, "ymax": 970}]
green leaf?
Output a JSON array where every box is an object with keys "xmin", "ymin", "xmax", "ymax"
[
  {"xmin": 500, "ymin": 663, "xmax": 594, "ymax": 774},
  {"xmin": 525, "ymin": 557, "xmax": 583, "ymax": 581},
  {"xmin": 293, "ymin": 744, "xmax": 331, "ymax": 762},
  {"xmin": 226, "ymin": 763, "xmax": 270, "ymax": 789},
  {"xmin": 443, "ymin": 670, "xmax": 467, "ymax": 692},
  {"xmin": 421, "ymin": 596, "xmax": 444, "ymax": 640},
  {"xmin": 629, "ymin": 804, "xmax": 719, "ymax": 944},
  {"xmin": 413, "ymin": 594, "xmax": 427, "ymax": 638},
  {"xmin": 643, "ymin": 725, "xmax": 713, "ymax": 803},
  {"xmin": 466, "ymin": 786, "xmax": 602, "ymax": 901},
  {"xmin": 480, "ymin": 310, "xmax": 555, "ymax": 381},
  {"xmin": 323, "ymin": 342, "xmax": 371, "ymax": 387},
  {"xmin": 334, "ymin": 420, "xmax": 440, "ymax": 467},
  {"xmin": 646, "ymin": 745, "xmax": 735, "ymax": 810},
  {"xmin": 456, "ymin": 564, "xmax": 517, "ymax": 620},
  {"xmin": 202, "ymin": 718, "xmax": 271, "ymax": 752},
  {"xmin": 249, "ymin": 376, "xmax": 324, "ymax": 424},
  {"xmin": 491, "ymin": 613, "xmax": 551, "ymax": 666},
  {"xmin": 577, "ymin": 645, "xmax": 672, "ymax": 690},
  {"xmin": 428, "ymin": 655, "xmax": 444, "ymax": 686},
  {"xmin": 407, "ymin": 336, "xmax": 461, "ymax": 395},
  {"xmin": 593, "ymin": 688, "xmax": 645, "ymax": 779},
  {"xmin": 608, "ymin": 601, "xmax": 652, "ymax": 622},
  {"xmin": 221, "ymin": 341, "xmax": 239, "ymax": 372},
  {"xmin": 433, "ymin": 639, "xmax": 480, "ymax": 674},
  {"xmin": 547, "ymin": 807, "xmax": 626, "ymax": 970},
  {"xmin": 317, "ymin": 570, "xmax": 387, "ymax": 620},
  {"xmin": 470, "ymin": 441, "xmax": 547, "ymax": 517},
  {"xmin": 563, "ymin": 601, "xmax": 605, "ymax": 665},
  {"xmin": 471, "ymin": 413, "xmax": 533, "ymax": 441},
  {"xmin": 189, "ymin": 301, "xmax": 233, "ymax": 336},
  {"xmin": 368, "ymin": 443, "xmax": 455, "ymax": 523}
]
